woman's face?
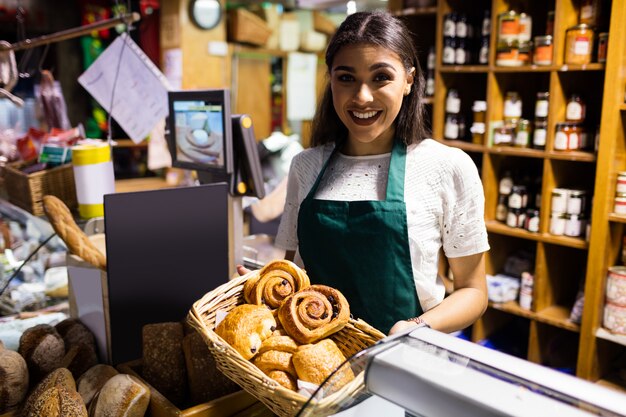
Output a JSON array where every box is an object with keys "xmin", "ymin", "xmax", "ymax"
[{"xmin": 330, "ymin": 43, "xmax": 414, "ymax": 155}]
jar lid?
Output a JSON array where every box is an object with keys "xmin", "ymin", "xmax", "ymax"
[
  {"xmin": 568, "ymin": 24, "xmax": 593, "ymax": 31},
  {"xmin": 497, "ymin": 39, "xmax": 520, "ymax": 48},
  {"xmin": 615, "ymin": 192, "xmax": 626, "ymax": 198},
  {"xmin": 552, "ymin": 188, "xmax": 567, "ymax": 194},
  {"xmin": 518, "ymin": 119, "xmax": 530, "ymax": 127},
  {"xmin": 534, "ymin": 35, "xmax": 553, "ymax": 42},
  {"xmin": 599, "ymin": 32, "xmax": 609, "ymax": 39},
  {"xmin": 617, "ymin": 171, "xmax": 626, "ymax": 177},
  {"xmin": 569, "ymin": 189, "xmax": 587, "ymax": 196},
  {"xmin": 512, "ymin": 185, "xmax": 527, "ymax": 192},
  {"xmin": 470, "ymin": 123, "xmax": 486, "ymax": 134},
  {"xmin": 472, "ymin": 101, "xmax": 487, "ymax": 112},
  {"xmin": 499, "ymin": 10, "xmax": 518, "ymax": 18}
]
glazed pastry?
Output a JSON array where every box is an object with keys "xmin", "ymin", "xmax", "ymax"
[
  {"xmin": 215, "ymin": 304, "xmax": 276, "ymax": 360},
  {"xmin": 277, "ymin": 285, "xmax": 350, "ymax": 344},
  {"xmin": 244, "ymin": 260, "xmax": 310, "ymax": 309},
  {"xmin": 251, "ymin": 334, "xmax": 299, "ymax": 391},
  {"xmin": 292, "ymin": 339, "xmax": 354, "ymax": 392}
]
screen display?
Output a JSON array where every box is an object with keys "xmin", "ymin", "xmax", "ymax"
[{"xmin": 172, "ymin": 100, "xmax": 225, "ymax": 168}]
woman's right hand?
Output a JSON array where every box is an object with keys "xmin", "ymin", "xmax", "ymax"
[{"xmin": 237, "ymin": 265, "xmax": 251, "ymax": 276}]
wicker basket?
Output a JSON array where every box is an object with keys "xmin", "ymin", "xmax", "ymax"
[
  {"xmin": 228, "ymin": 8, "xmax": 272, "ymax": 46},
  {"xmin": 188, "ymin": 272, "xmax": 385, "ymax": 417},
  {"xmin": 3, "ymin": 162, "xmax": 77, "ymax": 216}
]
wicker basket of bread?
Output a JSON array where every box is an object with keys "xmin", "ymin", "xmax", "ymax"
[{"xmin": 188, "ymin": 260, "xmax": 385, "ymax": 417}]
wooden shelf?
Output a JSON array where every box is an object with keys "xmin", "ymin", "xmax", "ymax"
[
  {"xmin": 545, "ymin": 150, "xmax": 597, "ymax": 162},
  {"xmin": 596, "ymin": 376, "xmax": 626, "ymax": 393},
  {"xmin": 620, "ymin": 104, "xmax": 626, "ymax": 111},
  {"xmin": 486, "ymin": 221, "xmax": 589, "ymax": 249},
  {"xmin": 489, "ymin": 301, "xmax": 536, "ymax": 320},
  {"xmin": 492, "ymin": 65, "xmax": 553, "ymax": 73},
  {"xmin": 596, "ymin": 328, "xmax": 626, "ymax": 347},
  {"xmin": 535, "ymin": 306, "xmax": 580, "ymax": 332},
  {"xmin": 555, "ymin": 63, "xmax": 606, "ymax": 72},
  {"xmin": 439, "ymin": 65, "xmax": 489, "ymax": 73},
  {"xmin": 443, "ymin": 140, "xmax": 485, "ymax": 153},
  {"xmin": 391, "ymin": 6, "xmax": 437, "ymax": 16},
  {"xmin": 608, "ymin": 213, "xmax": 626, "ymax": 223},
  {"xmin": 487, "ymin": 146, "xmax": 547, "ymax": 159}
]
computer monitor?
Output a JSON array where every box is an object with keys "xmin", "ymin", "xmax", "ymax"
[
  {"xmin": 166, "ymin": 89, "xmax": 234, "ymax": 177},
  {"xmin": 166, "ymin": 89, "xmax": 266, "ymax": 199}
]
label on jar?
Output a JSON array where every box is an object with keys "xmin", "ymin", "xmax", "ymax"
[
  {"xmin": 568, "ymin": 132, "xmax": 580, "ymax": 150},
  {"xmin": 494, "ymin": 130, "xmax": 512, "ymax": 145},
  {"xmin": 500, "ymin": 20, "xmax": 519, "ymax": 36},
  {"xmin": 566, "ymin": 102, "xmax": 583, "ymax": 121},
  {"xmin": 508, "ymin": 193, "xmax": 523, "ymax": 209},
  {"xmin": 550, "ymin": 214, "xmax": 566, "ymax": 235},
  {"xmin": 574, "ymin": 37, "xmax": 590, "ymax": 55},
  {"xmin": 515, "ymin": 131, "xmax": 530, "ymax": 147},
  {"xmin": 535, "ymin": 100, "xmax": 549, "ymax": 118},
  {"xmin": 526, "ymin": 216, "xmax": 540, "ymax": 233},
  {"xmin": 444, "ymin": 121, "xmax": 459, "ymax": 140},
  {"xmin": 479, "ymin": 46, "xmax": 489, "ymax": 64},
  {"xmin": 565, "ymin": 216, "xmax": 582, "ymax": 237},
  {"xmin": 443, "ymin": 46, "xmax": 456, "ymax": 64},
  {"xmin": 552, "ymin": 189, "xmax": 568, "ymax": 213},
  {"xmin": 506, "ymin": 210, "xmax": 518, "ymax": 228},
  {"xmin": 499, "ymin": 177, "xmax": 513, "ymax": 195},
  {"xmin": 444, "ymin": 20, "xmax": 456, "ymax": 37},
  {"xmin": 504, "ymin": 100, "xmax": 522, "ymax": 118},
  {"xmin": 554, "ymin": 131, "xmax": 569, "ymax": 150},
  {"xmin": 426, "ymin": 78, "xmax": 435, "ymax": 96},
  {"xmin": 455, "ymin": 48, "xmax": 467, "ymax": 65},
  {"xmin": 614, "ymin": 197, "xmax": 626, "ymax": 214},
  {"xmin": 456, "ymin": 22, "xmax": 468, "ymax": 38},
  {"xmin": 533, "ymin": 45, "xmax": 553, "ymax": 65},
  {"xmin": 446, "ymin": 96, "xmax": 461, "ymax": 114},
  {"xmin": 533, "ymin": 128, "xmax": 547, "ymax": 146},
  {"xmin": 496, "ymin": 202, "xmax": 508, "ymax": 222},
  {"xmin": 427, "ymin": 51, "xmax": 436, "ymax": 70},
  {"xmin": 567, "ymin": 195, "xmax": 584, "ymax": 215}
]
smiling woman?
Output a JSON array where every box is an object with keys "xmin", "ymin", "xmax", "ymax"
[{"xmin": 273, "ymin": 10, "xmax": 490, "ymax": 337}]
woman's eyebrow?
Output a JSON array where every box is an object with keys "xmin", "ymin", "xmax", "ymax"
[{"xmin": 333, "ymin": 62, "xmax": 397, "ymax": 72}]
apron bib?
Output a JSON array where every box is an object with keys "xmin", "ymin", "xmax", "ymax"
[{"xmin": 297, "ymin": 140, "xmax": 422, "ymax": 334}]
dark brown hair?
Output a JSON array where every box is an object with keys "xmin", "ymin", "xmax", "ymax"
[{"xmin": 310, "ymin": 10, "xmax": 428, "ymax": 147}]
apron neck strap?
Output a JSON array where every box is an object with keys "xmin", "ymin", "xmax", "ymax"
[{"xmin": 306, "ymin": 139, "xmax": 407, "ymax": 201}]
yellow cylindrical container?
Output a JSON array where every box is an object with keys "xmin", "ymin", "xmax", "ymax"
[{"xmin": 71, "ymin": 141, "xmax": 115, "ymax": 218}]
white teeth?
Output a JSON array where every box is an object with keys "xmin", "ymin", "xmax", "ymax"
[{"xmin": 352, "ymin": 111, "xmax": 377, "ymax": 119}]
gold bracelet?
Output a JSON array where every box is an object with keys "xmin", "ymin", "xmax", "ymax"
[{"xmin": 407, "ymin": 316, "xmax": 430, "ymax": 328}]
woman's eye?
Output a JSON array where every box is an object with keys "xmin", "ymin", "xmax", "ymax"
[
  {"xmin": 337, "ymin": 73, "xmax": 354, "ymax": 82},
  {"xmin": 374, "ymin": 73, "xmax": 392, "ymax": 82}
]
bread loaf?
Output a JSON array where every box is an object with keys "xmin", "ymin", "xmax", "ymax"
[
  {"xmin": 215, "ymin": 304, "xmax": 276, "ymax": 360},
  {"xmin": 292, "ymin": 339, "xmax": 354, "ymax": 392},
  {"xmin": 21, "ymin": 368, "xmax": 76, "ymax": 417},
  {"xmin": 142, "ymin": 322, "xmax": 187, "ymax": 406},
  {"xmin": 25, "ymin": 385, "xmax": 87, "ymax": 417},
  {"xmin": 88, "ymin": 374, "xmax": 150, "ymax": 417},
  {"xmin": 76, "ymin": 364, "xmax": 118, "ymax": 407},
  {"xmin": 55, "ymin": 319, "xmax": 98, "ymax": 379},
  {"xmin": 0, "ymin": 341, "xmax": 29, "ymax": 413},
  {"xmin": 182, "ymin": 331, "xmax": 240, "ymax": 404},
  {"xmin": 18, "ymin": 324, "xmax": 65, "ymax": 383}
]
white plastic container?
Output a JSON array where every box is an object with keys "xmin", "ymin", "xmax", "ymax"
[{"xmin": 72, "ymin": 141, "xmax": 115, "ymax": 219}]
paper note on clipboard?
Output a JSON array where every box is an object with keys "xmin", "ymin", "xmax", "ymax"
[{"xmin": 78, "ymin": 33, "xmax": 171, "ymax": 143}]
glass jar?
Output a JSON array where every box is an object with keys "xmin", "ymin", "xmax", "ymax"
[
  {"xmin": 444, "ymin": 12, "xmax": 457, "ymax": 38},
  {"xmin": 533, "ymin": 120, "xmax": 547, "ymax": 150},
  {"xmin": 579, "ymin": 0, "xmax": 601, "ymax": 27},
  {"xmin": 567, "ymin": 190, "xmax": 587, "ymax": 215},
  {"xmin": 496, "ymin": 194, "xmax": 508, "ymax": 222},
  {"xmin": 444, "ymin": 114, "xmax": 460, "ymax": 140},
  {"xmin": 549, "ymin": 212, "xmax": 567, "ymax": 235},
  {"xmin": 566, "ymin": 94, "xmax": 586, "ymax": 123},
  {"xmin": 616, "ymin": 172, "xmax": 626, "ymax": 193},
  {"xmin": 494, "ymin": 125, "xmax": 515, "ymax": 145},
  {"xmin": 425, "ymin": 70, "xmax": 435, "ymax": 97},
  {"xmin": 615, "ymin": 192, "xmax": 626, "ymax": 215},
  {"xmin": 496, "ymin": 40, "xmax": 521, "ymax": 67},
  {"xmin": 508, "ymin": 185, "xmax": 527, "ymax": 209},
  {"xmin": 507, "ymin": 208, "xmax": 526, "ymax": 228},
  {"xmin": 551, "ymin": 188, "xmax": 568, "ymax": 213},
  {"xmin": 482, "ymin": 9, "xmax": 491, "ymax": 37},
  {"xmin": 472, "ymin": 100, "xmax": 487, "ymax": 124},
  {"xmin": 498, "ymin": 11, "xmax": 520, "ymax": 43},
  {"xmin": 514, "ymin": 119, "xmax": 531, "ymax": 148},
  {"xmin": 518, "ymin": 13, "xmax": 532, "ymax": 43},
  {"xmin": 446, "ymin": 89, "xmax": 461, "ymax": 114},
  {"xmin": 535, "ymin": 92, "xmax": 549, "ymax": 119},
  {"xmin": 533, "ymin": 35, "xmax": 553, "ymax": 66},
  {"xmin": 471, "ymin": 123, "xmax": 486, "ymax": 145},
  {"xmin": 598, "ymin": 32, "xmax": 609, "ymax": 64},
  {"xmin": 499, "ymin": 171, "xmax": 514, "ymax": 195},
  {"xmin": 519, "ymin": 41, "xmax": 532, "ymax": 65},
  {"xmin": 443, "ymin": 37, "xmax": 456, "ymax": 64},
  {"xmin": 427, "ymin": 46, "xmax": 436, "ymax": 70},
  {"xmin": 456, "ymin": 13, "xmax": 468, "ymax": 39},
  {"xmin": 565, "ymin": 24, "xmax": 594, "ymax": 65},
  {"xmin": 504, "ymin": 92, "xmax": 522, "ymax": 122},
  {"xmin": 479, "ymin": 37, "xmax": 490, "ymax": 65},
  {"xmin": 455, "ymin": 38, "xmax": 468, "ymax": 65},
  {"xmin": 554, "ymin": 123, "xmax": 573, "ymax": 151},
  {"xmin": 564, "ymin": 214, "xmax": 583, "ymax": 237},
  {"xmin": 525, "ymin": 208, "xmax": 540, "ymax": 233}
]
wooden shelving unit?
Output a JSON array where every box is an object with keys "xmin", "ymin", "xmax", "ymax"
[{"xmin": 390, "ymin": 0, "xmax": 626, "ymax": 391}]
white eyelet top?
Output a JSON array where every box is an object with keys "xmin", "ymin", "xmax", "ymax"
[{"xmin": 275, "ymin": 139, "xmax": 490, "ymax": 312}]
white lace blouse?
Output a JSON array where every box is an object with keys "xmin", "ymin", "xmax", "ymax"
[{"xmin": 275, "ymin": 139, "xmax": 490, "ymax": 312}]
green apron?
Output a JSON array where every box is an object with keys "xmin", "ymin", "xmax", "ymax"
[{"xmin": 297, "ymin": 139, "xmax": 422, "ymax": 334}]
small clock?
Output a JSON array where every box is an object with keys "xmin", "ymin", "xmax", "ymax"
[{"xmin": 189, "ymin": 0, "xmax": 222, "ymax": 30}]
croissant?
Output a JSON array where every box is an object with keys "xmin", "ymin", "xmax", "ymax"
[
  {"xmin": 277, "ymin": 285, "xmax": 350, "ymax": 344},
  {"xmin": 292, "ymin": 339, "xmax": 354, "ymax": 392},
  {"xmin": 252, "ymin": 334, "xmax": 299, "ymax": 391},
  {"xmin": 244, "ymin": 260, "xmax": 311, "ymax": 309},
  {"xmin": 215, "ymin": 304, "xmax": 276, "ymax": 360}
]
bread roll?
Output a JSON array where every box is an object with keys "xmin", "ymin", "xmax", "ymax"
[
  {"xmin": 0, "ymin": 341, "xmax": 29, "ymax": 413},
  {"xmin": 292, "ymin": 339, "xmax": 354, "ymax": 392},
  {"xmin": 21, "ymin": 368, "xmax": 76, "ymax": 417},
  {"xmin": 182, "ymin": 331, "xmax": 240, "ymax": 404},
  {"xmin": 277, "ymin": 285, "xmax": 350, "ymax": 344},
  {"xmin": 142, "ymin": 322, "xmax": 187, "ymax": 406},
  {"xmin": 18, "ymin": 324, "xmax": 65, "ymax": 382},
  {"xmin": 55, "ymin": 319, "xmax": 98, "ymax": 379},
  {"xmin": 243, "ymin": 260, "xmax": 310, "ymax": 309},
  {"xmin": 88, "ymin": 374, "xmax": 150, "ymax": 417},
  {"xmin": 76, "ymin": 364, "xmax": 118, "ymax": 407},
  {"xmin": 215, "ymin": 304, "xmax": 276, "ymax": 360},
  {"xmin": 25, "ymin": 385, "xmax": 87, "ymax": 417}
]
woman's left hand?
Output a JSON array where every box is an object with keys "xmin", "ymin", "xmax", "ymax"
[{"xmin": 388, "ymin": 320, "xmax": 418, "ymax": 336}]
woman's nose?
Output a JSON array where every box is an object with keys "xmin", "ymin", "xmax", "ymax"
[{"xmin": 354, "ymin": 83, "xmax": 373, "ymax": 103}]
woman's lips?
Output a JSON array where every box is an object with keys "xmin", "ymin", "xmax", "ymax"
[{"xmin": 349, "ymin": 110, "xmax": 381, "ymax": 126}]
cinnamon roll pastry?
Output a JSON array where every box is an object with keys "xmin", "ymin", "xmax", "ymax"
[
  {"xmin": 243, "ymin": 260, "xmax": 310, "ymax": 309},
  {"xmin": 292, "ymin": 339, "xmax": 354, "ymax": 392},
  {"xmin": 252, "ymin": 334, "xmax": 300, "ymax": 391},
  {"xmin": 277, "ymin": 285, "xmax": 350, "ymax": 344},
  {"xmin": 215, "ymin": 304, "xmax": 276, "ymax": 360}
]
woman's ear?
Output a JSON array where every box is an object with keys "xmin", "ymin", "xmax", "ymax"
[{"xmin": 405, "ymin": 67, "xmax": 416, "ymax": 96}]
